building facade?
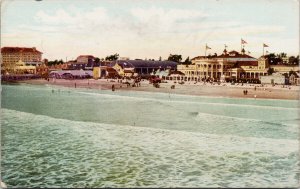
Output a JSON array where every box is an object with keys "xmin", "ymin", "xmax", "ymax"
[
  {"xmin": 70, "ymin": 55, "xmax": 95, "ymax": 70},
  {"xmin": 260, "ymin": 73, "xmax": 287, "ymax": 85},
  {"xmin": 1, "ymin": 47, "xmax": 42, "ymax": 74},
  {"xmin": 269, "ymin": 65, "xmax": 299, "ymax": 74},
  {"xmin": 177, "ymin": 50, "xmax": 269, "ymax": 82},
  {"xmin": 113, "ymin": 60, "xmax": 178, "ymax": 75}
]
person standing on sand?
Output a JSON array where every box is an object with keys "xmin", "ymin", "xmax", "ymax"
[{"xmin": 112, "ymin": 84, "xmax": 115, "ymax": 91}]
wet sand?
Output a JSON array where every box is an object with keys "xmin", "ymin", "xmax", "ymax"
[{"xmin": 12, "ymin": 78, "xmax": 300, "ymax": 100}]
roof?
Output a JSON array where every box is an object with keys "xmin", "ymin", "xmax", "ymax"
[
  {"xmin": 124, "ymin": 69, "xmax": 134, "ymax": 73},
  {"xmin": 50, "ymin": 70, "xmax": 93, "ymax": 76},
  {"xmin": 235, "ymin": 61, "xmax": 258, "ymax": 67},
  {"xmin": 192, "ymin": 50, "xmax": 255, "ymax": 60},
  {"xmin": 113, "ymin": 60, "xmax": 178, "ymax": 68},
  {"xmin": 169, "ymin": 70, "xmax": 185, "ymax": 76},
  {"xmin": 270, "ymin": 65, "xmax": 299, "ymax": 67},
  {"xmin": 191, "ymin": 56, "xmax": 207, "ymax": 60},
  {"xmin": 106, "ymin": 67, "xmax": 118, "ymax": 73},
  {"xmin": 77, "ymin": 55, "xmax": 95, "ymax": 59},
  {"xmin": 217, "ymin": 53, "xmax": 254, "ymax": 59},
  {"xmin": 1, "ymin": 47, "xmax": 42, "ymax": 54}
]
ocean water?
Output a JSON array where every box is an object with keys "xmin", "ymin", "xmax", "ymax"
[{"xmin": 1, "ymin": 84, "xmax": 299, "ymax": 187}]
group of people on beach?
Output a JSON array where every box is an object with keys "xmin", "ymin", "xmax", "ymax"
[{"xmin": 243, "ymin": 89, "xmax": 248, "ymax": 95}]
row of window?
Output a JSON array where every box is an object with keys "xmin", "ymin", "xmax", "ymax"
[{"xmin": 184, "ymin": 71, "xmax": 266, "ymax": 76}]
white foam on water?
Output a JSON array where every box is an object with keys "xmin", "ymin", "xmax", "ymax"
[
  {"xmin": 75, "ymin": 90, "xmax": 298, "ymax": 111},
  {"xmin": 1, "ymin": 108, "xmax": 299, "ymax": 188},
  {"xmin": 76, "ymin": 91, "xmax": 147, "ymax": 101}
]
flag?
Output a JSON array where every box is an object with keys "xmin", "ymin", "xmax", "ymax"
[
  {"xmin": 263, "ymin": 43, "xmax": 269, "ymax": 47},
  {"xmin": 206, "ymin": 44, "xmax": 211, "ymax": 50},
  {"xmin": 241, "ymin": 39, "xmax": 247, "ymax": 44}
]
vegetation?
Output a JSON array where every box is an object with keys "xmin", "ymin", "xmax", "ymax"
[
  {"xmin": 289, "ymin": 70, "xmax": 298, "ymax": 77},
  {"xmin": 182, "ymin": 56, "xmax": 192, "ymax": 65},
  {"xmin": 94, "ymin": 57, "xmax": 100, "ymax": 63},
  {"xmin": 105, "ymin": 53, "xmax": 119, "ymax": 61},
  {"xmin": 265, "ymin": 53, "xmax": 299, "ymax": 65},
  {"xmin": 47, "ymin": 59, "xmax": 64, "ymax": 66},
  {"xmin": 168, "ymin": 54, "xmax": 182, "ymax": 63},
  {"xmin": 267, "ymin": 67, "xmax": 275, "ymax": 75}
]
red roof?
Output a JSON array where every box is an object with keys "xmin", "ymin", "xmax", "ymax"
[
  {"xmin": 236, "ymin": 61, "xmax": 258, "ymax": 66},
  {"xmin": 106, "ymin": 67, "xmax": 118, "ymax": 73},
  {"xmin": 231, "ymin": 61, "xmax": 258, "ymax": 68},
  {"xmin": 1, "ymin": 47, "xmax": 42, "ymax": 54}
]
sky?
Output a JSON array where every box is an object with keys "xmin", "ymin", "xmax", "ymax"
[{"xmin": 1, "ymin": 0, "xmax": 299, "ymax": 61}]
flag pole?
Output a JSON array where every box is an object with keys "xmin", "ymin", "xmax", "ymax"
[
  {"xmin": 205, "ymin": 43, "xmax": 207, "ymax": 58},
  {"xmin": 241, "ymin": 39, "xmax": 242, "ymax": 52},
  {"xmin": 263, "ymin": 44, "xmax": 264, "ymax": 56}
]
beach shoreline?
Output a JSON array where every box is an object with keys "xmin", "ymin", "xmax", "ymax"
[{"xmin": 5, "ymin": 78, "xmax": 300, "ymax": 100}]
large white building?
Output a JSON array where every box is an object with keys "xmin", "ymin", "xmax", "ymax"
[{"xmin": 177, "ymin": 49, "xmax": 269, "ymax": 82}]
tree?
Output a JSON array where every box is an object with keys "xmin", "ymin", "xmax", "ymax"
[
  {"xmin": 267, "ymin": 67, "xmax": 275, "ymax": 75},
  {"xmin": 278, "ymin": 52, "xmax": 287, "ymax": 58},
  {"xmin": 183, "ymin": 56, "xmax": 192, "ymax": 65},
  {"xmin": 94, "ymin": 57, "xmax": 100, "ymax": 63},
  {"xmin": 105, "ymin": 53, "xmax": 119, "ymax": 61},
  {"xmin": 282, "ymin": 73, "xmax": 289, "ymax": 78},
  {"xmin": 266, "ymin": 53, "xmax": 282, "ymax": 65},
  {"xmin": 289, "ymin": 70, "xmax": 298, "ymax": 77},
  {"xmin": 168, "ymin": 54, "xmax": 182, "ymax": 63},
  {"xmin": 288, "ymin": 56, "xmax": 299, "ymax": 65},
  {"xmin": 47, "ymin": 59, "xmax": 62, "ymax": 66}
]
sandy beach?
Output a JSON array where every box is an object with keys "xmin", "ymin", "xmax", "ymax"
[{"xmin": 11, "ymin": 78, "xmax": 299, "ymax": 100}]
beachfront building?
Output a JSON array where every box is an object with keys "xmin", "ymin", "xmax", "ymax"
[
  {"xmin": 49, "ymin": 69, "xmax": 93, "ymax": 79},
  {"xmin": 153, "ymin": 69, "xmax": 170, "ymax": 79},
  {"xmin": 112, "ymin": 60, "xmax": 178, "ymax": 75},
  {"xmin": 48, "ymin": 63, "xmax": 70, "ymax": 71},
  {"xmin": 112, "ymin": 63, "xmax": 125, "ymax": 76},
  {"xmin": 69, "ymin": 55, "xmax": 95, "ymax": 70},
  {"xmin": 260, "ymin": 73, "xmax": 287, "ymax": 85},
  {"xmin": 124, "ymin": 69, "xmax": 135, "ymax": 77},
  {"xmin": 93, "ymin": 66, "xmax": 120, "ymax": 79},
  {"xmin": 288, "ymin": 73, "xmax": 300, "ymax": 85},
  {"xmin": 269, "ymin": 65, "xmax": 299, "ymax": 74},
  {"xmin": 13, "ymin": 60, "xmax": 37, "ymax": 74},
  {"xmin": 177, "ymin": 49, "xmax": 269, "ymax": 82},
  {"xmin": 36, "ymin": 63, "xmax": 49, "ymax": 77},
  {"xmin": 1, "ymin": 47, "xmax": 43, "ymax": 74},
  {"xmin": 166, "ymin": 70, "xmax": 185, "ymax": 80}
]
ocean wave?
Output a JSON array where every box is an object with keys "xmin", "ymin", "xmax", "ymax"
[
  {"xmin": 1, "ymin": 107, "xmax": 299, "ymax": 187},
  {"xmin": 75, "ymin": 90, "xmax": 298, "ymax": 111}
]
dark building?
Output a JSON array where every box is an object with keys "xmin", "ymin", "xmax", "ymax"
[
  {"xmin": 111, "ymin": 60, "xmax": 178, "ymax": 75},
  {"xmin": 70, "ymin": 55, "xmax": 95, "ymax": 70}
]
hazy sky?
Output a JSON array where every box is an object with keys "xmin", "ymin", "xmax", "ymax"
[{"xmin": 1, "ymin": 0, "xmax": 299, "ymax": 61}]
